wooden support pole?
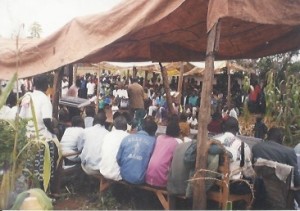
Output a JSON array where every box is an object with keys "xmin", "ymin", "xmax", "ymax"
[
  {"xmin": 143, "ymin": 71, "xmax": 148, "ymax": 87},
  {"xmin": 177, "ymin": 61, "xmax": 184, "ymax": 102},
  {"xmin": 193, "ymin": 22, "xmax": 220, "ymax": 210},
  {"xmin": 227, "ymin": 64, "xmax": 232, "ymax": 108},
  {"xmin": 52, "ymin": 66, "xmax": 64, "ymax": 119},
  {"xmin": 159, "ymin": 62, "xmax": 175, "ymax": 115},
  {"xmin": 133, "ymin": 66, "xmax": 137, "ymax": 78}
]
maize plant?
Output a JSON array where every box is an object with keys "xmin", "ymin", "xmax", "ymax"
[
  {"xmin": 0, "ymin": 73, "xmax": 60, "ymax": 209},
  {"xmin": 264, "ymin": 71, "xmax": 300, "ymax": 146}
]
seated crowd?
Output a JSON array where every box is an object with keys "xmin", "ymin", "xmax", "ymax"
[
  {"xmin": 55, "ymin": 102, "xmax": 300, "ymax": 209},
  {"xmin": 5, "ymin": 74, "xmax": 299, "ymax": 209}
]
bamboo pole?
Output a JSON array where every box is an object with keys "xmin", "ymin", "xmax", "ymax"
[
  {"xmin": 227, "ymin": 63, "xmax": 232, "ymax": 108},
  {"xmin": 159, "ymin": 62, "xmax": 175, "ymax": 114},
  {"xmin": 96, "ymin": 68, "xmax": 101, "ymax": 114},
  {"xmin": 177, "ymin": 61, "xmax": 184, "ymax": 103},
  {"xmin": 52, "ymin": 67, "xmax": 64, "ymax": 119},
  {"xmin": 193, "ymin": 22, "xmax": 220, "ymax": 210}
]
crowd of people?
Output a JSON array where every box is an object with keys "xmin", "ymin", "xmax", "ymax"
[{"xmin": 0, "ymin": 71, "xmax": 299, "ymax": 209}]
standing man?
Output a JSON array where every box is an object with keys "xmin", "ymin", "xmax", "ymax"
[
  {"xmin": 19, "ymin": 74, "xmax": 58, "ymax": 192},
  {"xmin": 86, "ymin": 77, "xmax": 96, "ymax": 99},
  {"xmin": 127, "ymin": 77, "xmax": 145, "ymax": 129},
  {"xmin": 20, "ymin": 74, "xmax": 56, "ymax": 140},
  {"xmin": 61, "ymin": 76, "xmax": 69, "ymax": 97}
]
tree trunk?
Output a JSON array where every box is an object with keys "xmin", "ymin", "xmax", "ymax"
[
  {"xmin": 52, "ymin": 67, "xmax": 64, "ymax": 119},
  {"xmin": 159, "ymin": 62, "xmax": 175, "ymax": 114},
  {"xmin": 193, "ymin": 22, "xmax": 220, "ymax": 210}
]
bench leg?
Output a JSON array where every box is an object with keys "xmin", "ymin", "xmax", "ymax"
[
  {"xmin": 156, "ymin": 192, "xmax": 169, "ymax": 210},
  {"xmin": 168, "ymin": 195, "xmax": 176, "ymax": 210},
  {"xmin": 99, "ymin": 178, "xmax": 111, "ymax": 193}
]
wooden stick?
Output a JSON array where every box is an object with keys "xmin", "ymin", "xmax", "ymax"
[{"xmin": 193, "ymin": 21, "xmax": 220, "ymax": 210}]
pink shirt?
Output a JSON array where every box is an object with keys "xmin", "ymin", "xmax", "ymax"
[{"xmin": 146, "ymin": 134, "xmax": 179, "ymax": 187}]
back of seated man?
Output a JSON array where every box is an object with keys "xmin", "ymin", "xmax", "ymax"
[
  {"xmin": 60, "ymin": 116, "xmax": 85, "ymax": 165},
  {"xmin": 80, "ymin": 111, "xmax": 109, "ymax": 176},
  {"xmin": 213, "ymin": 117, "xmax": 255, "ymax": 193},
  {"xmin": 99, "ymin": 115, "xmax": 129, "ymax": 180},
  {"xmin": 167, "ymin": 140, "xmax": 223, "ymax": 198},
  {"xmin": 116, "ymin": 116, "xmax": 157, "ymax": 185},
  {"xmin": 252, "ymin": 127, "xmax": 300, "ymax": 209}
]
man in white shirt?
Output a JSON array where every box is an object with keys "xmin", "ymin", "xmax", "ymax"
[
  {"xmin": 61, "ymin": 76, "xmax": 69, "ymax": 96},
  {"xmin": 213, "ymin": 117, "xmax": 254, "ymax": 180},
  {"xmin": 60, "ymin": 116, "xmax": 85, "ymax": 164},
  {"xmin": 80, "ymin": 111, "xmax": 109, "ymax": 175},
  {"xmin": 19, "ymin": 74, "xmax": 55, "ymax": 140},
  {"xmin": 86, "ymin": 78, "xmax": 96, "ymax": 98},
  {"xmin": 99, "ymin": 115, "xmax": 129, "ymax": 180}
]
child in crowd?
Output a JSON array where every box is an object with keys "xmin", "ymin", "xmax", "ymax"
[
  {"xmin": 179, "ymin": 113, "xmax": 191, "ymax": 142},
  {"xmin": 111, "ymin": 99, "xmax": 119, "ymax": 116}
]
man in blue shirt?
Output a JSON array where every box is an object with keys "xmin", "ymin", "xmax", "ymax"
[{"xmin": 117, "ymin": 117, "xmax": 157, "ymax": 184}]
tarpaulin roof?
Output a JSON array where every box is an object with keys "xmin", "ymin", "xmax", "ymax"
[
  {"xmin": 0, "ymin": 0, "xmax": 300, "ymax": 80},
  {"xmin": 184, "ymin": 61, "xmax": 253, "ymax": 76}
]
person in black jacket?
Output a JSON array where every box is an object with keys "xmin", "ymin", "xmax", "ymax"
[{"xmin": 252, "ymin": 127, "xmax": 300, "ymax": 209}]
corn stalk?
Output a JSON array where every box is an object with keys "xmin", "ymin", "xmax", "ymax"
[
  {"xmin": 0, "ymin": 32, "xmax": 59, "ymax": 209},
  {"xmin": 264, "ymin": 71, "xmax": 300, "ymax": 146}
]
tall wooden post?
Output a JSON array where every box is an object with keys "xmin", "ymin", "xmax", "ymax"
[
  {"xmin": 193, "ymin": 22, "xmax": 220, "ymax": 210},
  {"xmin": 159, "ymin": 62, "xmax": 175, "ymax": 114},
  {"xmin": 177, "ymin": 61, "xmax": 184, "ymax": 103},
  {"xmin": 143, "ymin": 71, "xmax": 148, "ymax": 87},
  {"xmin": 133, "ymin": 66, "xmax": 137, "ymax": 78},
  {"xmin": 52, "ymin": 67, "xmax": 64, "ymax": 119},
  {"xmin": 227, "ymin": 63, "xmax": 232, "ymax": 108}
]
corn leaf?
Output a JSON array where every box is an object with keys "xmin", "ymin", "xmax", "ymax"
[
  {"xmin": 0, "ymin": 73, "xmax": 18, "ymax": 109},
  {"xmin": 42, "ymin": 141, "xmax": 51, "ymax": 192},
  {"xmin": 0, "ymin": 170, "xmax": 11, "ymax": 210},
  {"xmin": 29, "ymin": 96, "xmax": 39, "ymax": 138}
]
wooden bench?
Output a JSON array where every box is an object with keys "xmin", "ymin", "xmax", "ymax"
[{"xmin": 93, "ymin": 175, "xmax": 172, "ymax": 209}]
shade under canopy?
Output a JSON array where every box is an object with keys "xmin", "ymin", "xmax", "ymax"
[{"xmin": 0, "ymin": 0, "xmax": 299, "ymax": 80}]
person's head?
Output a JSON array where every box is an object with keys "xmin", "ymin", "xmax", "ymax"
[
  {"xmin": 112, "ymin": 111, "xmax": 121, "ymax": 120},
  {"xmin": 256, "ymin": 116, "xmax": 263, "ymax": 123},
  {"xmin": 179, "ymin": 112, "xmax": 188, "ymax": 122},
  {"xmin": 33, "ymin": 74, "xmax": 49, "ymax": 92},
  {"xmin": 85, "ymin": 106, "xmax": 95, "ymax": 117},
  {"xmin": 223, "ymin": 116, "xmax": 239, "ymax": 134},
  {"xmin": 132, "ymin": 77, "xmax": 138, "ymax": 83},
  {"xmin": 211, "ymin": 112, "xmax": 222, "ymax": 121},
  {"xmin": 267, "ymin": 127, "xmax": 284, "ymax": 144},
  {"xmin": 71, "ymin": 116, "xmax": 84, "ymax": 128},
  {"xmin": 166, "ymin": 121, "xmax": 180, "ymax": 138},
  {"xmin": 167, "ymin": 114, "xmax": 179, "ymax": 122},
  {"xmin": 113, "ymin": 115, "xmax": 128, "ymax": 131},
  {"xmin": 58, "ymin": 107, "xmax": 70, "ymax": 122},
  {"xmin": 142, "ymin": 116, "xmax": 158, "ymax": 136},
  {"xmin": 122, "ymin": 111, "xmax": 132, "ymax": 125},
  {"xmin": 93, "ymin": 111, "xmax": 107, "ymax": 126},
  {"xmin": 6, "ymin": 92, "xmax": 17, "ymax": 107}
]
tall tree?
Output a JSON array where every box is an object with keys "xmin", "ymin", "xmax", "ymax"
[{"xmin": 29, "ymin": 22, "xmax": 42, "ymax": 38}]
